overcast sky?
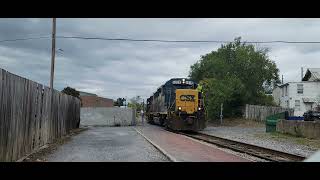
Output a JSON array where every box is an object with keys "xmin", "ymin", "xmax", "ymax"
[{"xmin": 0, "ymin": 18, "xmax": 319, "ymax": 101}]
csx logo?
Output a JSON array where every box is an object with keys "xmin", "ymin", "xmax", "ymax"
[{"xmin": 180, "ymin": 95, "xmax": 195, "ymax": 102}]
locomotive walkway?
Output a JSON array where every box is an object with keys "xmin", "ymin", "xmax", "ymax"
[{"xmin": 134, "ymin": 124, "xmax": 250, "ymax": 162}]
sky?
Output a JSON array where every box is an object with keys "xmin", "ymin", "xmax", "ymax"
[{"xmin": 0, "ymin": 18, "xmax": 320, "ymax": 101}]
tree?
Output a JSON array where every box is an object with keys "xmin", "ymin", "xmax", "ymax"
[
  {"xmin": 128, "ymin": 96, "xmax": 143, "ymax": 111},
  {"xmin": 114, "ymin": 98, "xmax": 126, "ymax": 107},
  {"xmin": 189, "ymin": 37, "xmax": 280, "ymax": 119},
  {"xmin": 61, "ymin": 87, "xmax": 80, "ymax": 99}
]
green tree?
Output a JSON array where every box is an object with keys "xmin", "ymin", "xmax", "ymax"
[
  {"xmin": 114, "ymin": 98, "xmax": 126, "ymax": 107},
  {"xmin": 189, "ymin": 37, "xmax": 279, "ymax": 119},
  {"xmin": 61, "ymin": 87, "xmax": 80, "ymax": 99},
  {"xmin": 128, "ymin": 96, "xmax": 143, "ymax": 111}
]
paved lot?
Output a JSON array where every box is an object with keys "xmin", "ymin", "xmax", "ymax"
[
  {"xmin": 45, "ymin": 126, "xmax": 169, "ymax": 162},
  {"xmin": 135, "ymin": 124, "xmax": 250, "ymax": 162}
]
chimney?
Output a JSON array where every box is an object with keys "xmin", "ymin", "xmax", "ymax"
[{"xmin": 301, "ymin": 67, "xmax": 304, "ymax": 81}]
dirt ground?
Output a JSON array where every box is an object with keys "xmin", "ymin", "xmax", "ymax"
[
  {"xmin": 207, "ymin": 118, "xmax": 265, "ymax": 128},
  {"xmin": 22, "ymin": 128, "xmax": 88, "ymax": 162}
]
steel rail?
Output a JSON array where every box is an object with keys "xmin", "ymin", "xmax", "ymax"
[{"xmin": 176, "ymin": 131, "xmax": 306, "ymax": 162}]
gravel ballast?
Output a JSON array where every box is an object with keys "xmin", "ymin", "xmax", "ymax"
[{"xmin": 201, "ymin": 124, "xmax": 319, "ymax": 158}]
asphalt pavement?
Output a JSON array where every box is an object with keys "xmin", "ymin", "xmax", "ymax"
[{"xmin": 45, "ymin": 126, "xmax": 169, "ymax": 162}]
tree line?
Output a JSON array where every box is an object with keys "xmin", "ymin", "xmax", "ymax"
[{"xmin": 189, "ymin": 37, "xmax": 280, "ymax": 120}]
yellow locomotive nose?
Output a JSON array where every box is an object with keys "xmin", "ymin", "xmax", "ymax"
[{"xmin": 175, "ymin": 89, "xmax": 199, "ymax": 114}]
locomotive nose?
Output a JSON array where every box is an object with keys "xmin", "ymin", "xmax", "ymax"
[
  {"xmin": 186, "ymin": 117, "xmax": 194, "ymax": 124},
  {"xmin": 175, "ymin": 89, "xmax": 199, "ymax": 114}
]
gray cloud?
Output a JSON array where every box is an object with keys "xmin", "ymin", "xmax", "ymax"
[{"xmin": 1, "ymin": 18, "xmax": 320, "ymax": 100}]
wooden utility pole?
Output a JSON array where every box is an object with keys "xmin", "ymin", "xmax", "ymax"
[{"xmin": 50, "ymin": 18, "xmax": 56, "ymax": 89}]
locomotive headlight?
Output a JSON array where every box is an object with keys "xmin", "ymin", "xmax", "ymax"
[
  {"xmin": 198, "ymin": 107, "xmax": 201, "ymax": 110},
  {"xmin": 178, "ymin": 106, "xmax": 182, "ymax": 110}
]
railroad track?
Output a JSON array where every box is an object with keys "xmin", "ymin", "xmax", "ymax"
[{"xmin": 176, "ymin": 131, "xmax": 306, "ymax": 162}]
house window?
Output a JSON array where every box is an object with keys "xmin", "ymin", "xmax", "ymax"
[
  {"xmin": 295, "ymin": 100, "xmax": 300, "ymax": 111},
  {"xmin": 297, "ymin": 84, "xmax": 303, "ymax": 94}
]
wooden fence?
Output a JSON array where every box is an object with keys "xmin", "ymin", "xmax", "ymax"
[
  {"xmin": 244, "ymin": 104, "xmax": 294, "ymax": 121},
  {"xmin": 0, "ymin": 68, "xmax": 80, "ymax": 162}
]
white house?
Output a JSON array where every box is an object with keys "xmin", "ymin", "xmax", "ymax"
[{"xmin": 272, "ymin": 68, "xmax": 320, "ymax": 116}]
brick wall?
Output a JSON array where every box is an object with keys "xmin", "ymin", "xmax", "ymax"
[{"xmin": 80, "ymin": 96, "xmax": 113, "ymax": 107}]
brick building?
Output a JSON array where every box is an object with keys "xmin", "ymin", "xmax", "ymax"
[{"xmin": 79, "ymin": 91, "xmax": 114, "ymax": 107}]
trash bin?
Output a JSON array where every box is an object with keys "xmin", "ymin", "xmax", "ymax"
[
  {"xmin": 265, "ymin": 112, "xmax": 285, "ymax": 133},
  {"xmin": 266, "ymin": 119, "xmax": 278, "ymax": 132}
]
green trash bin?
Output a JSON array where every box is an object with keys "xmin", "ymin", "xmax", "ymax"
[
  {"xmin": 266, "ymin": 119, "xmax": 278, "ymax": 132},
  {"xmin": 265, "ymin": 112, "xmax": 285, "ymax": 133}
]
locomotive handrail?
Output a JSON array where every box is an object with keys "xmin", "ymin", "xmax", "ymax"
[{"xmin": 168, "ymin": 99, "xmax": 176, "ymax": 111}]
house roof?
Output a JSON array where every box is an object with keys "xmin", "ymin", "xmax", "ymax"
[
  {"xmin": 302, "ymin": 68, "xmax": 320, "ymax": 81},
  {"xmin": 276, "ymin": 83, "xmax": 289, "ymax": 88},
  {"xmin": 79, "ymin": 91, "xmax": 97, "ymax": 97}
]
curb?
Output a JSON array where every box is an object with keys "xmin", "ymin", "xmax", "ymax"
[
  {"xmin": 133, "ymin": 127, "xmax": 178, "ymax": 162},
  {"xmin": 16, "ymin": 144, "xmax": 49, "ymax": 162}
]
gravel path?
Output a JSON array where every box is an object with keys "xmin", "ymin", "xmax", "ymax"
[
  {"xmin": 45, "ymin": 126, "xmax": 169, "ymax": 162},
  {"xmin": 201, "ymin": 125, "xmax": 318, "ymax": 157}
]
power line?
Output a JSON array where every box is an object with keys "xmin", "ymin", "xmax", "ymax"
[
  {"xmin": 55, "ymin": 36, "xmax": 320, "ymax": 44},
  {"xmin": 0, "ymin": 36, "xmax": 50, "ymax": 43},
  {"xmin": 2, "ymin": 35, "xmax": 320, "ymax": 44}
]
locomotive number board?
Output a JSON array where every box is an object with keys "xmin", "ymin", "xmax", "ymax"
[{"xmin": 172, "ymin": 80, "xmax": 194, "ymax": 85}]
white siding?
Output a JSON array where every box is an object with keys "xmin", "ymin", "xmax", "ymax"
[
  {"xmin": 272, "ymin": 86, "xmax": 282, "ymax": 106},
  {"xmin": 273, "ymin": 82, "xmax": 320, "ymax": 116}
]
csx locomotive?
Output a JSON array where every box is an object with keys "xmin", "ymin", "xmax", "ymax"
[{"xmin": 146, "ymin": 78, "xmax": 206, "ymax": 131}]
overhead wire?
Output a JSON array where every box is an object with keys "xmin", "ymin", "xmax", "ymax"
[{"xmin": 1, "ymin": 35, "xmax": 320, "ymax": 44}]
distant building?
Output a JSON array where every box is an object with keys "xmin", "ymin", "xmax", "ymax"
[
  {"xmin": 79, "ymin": 91, "xmax": 113, "ymax": 107},
  {"xmin": 272, "ymin": 68, "xmax": 320, "ymax": 116},
  {"xmin": 79, "ymin": 91, "xmax": 98, "ymax": 97},
  {"xmin": 302, "ymin": 68, "xmax": 320, "ymax": 82}
]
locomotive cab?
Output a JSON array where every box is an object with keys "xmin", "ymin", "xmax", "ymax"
[
  {"xmin": 147, "ymin": 78, "xmax": 206, "ymax": 131},
  {"xmin": 171, "ymin": 89, "xmax": 205, "ymax": 130}
]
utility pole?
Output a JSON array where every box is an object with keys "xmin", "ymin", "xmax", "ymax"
[
  {"xmin": 50, "ymin": 18, "xmax": 56, "ymax": 89},
  {"xmin": 282, "ymin": 75, "xmax": 284, "ymax": 84},
  {"xmin": 143, "ymin": 99, "xmax": 145, "ymax": 111},
  {"xmin": 301, "ymin": 67, "xmax": 304, "ymax": 81}
]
